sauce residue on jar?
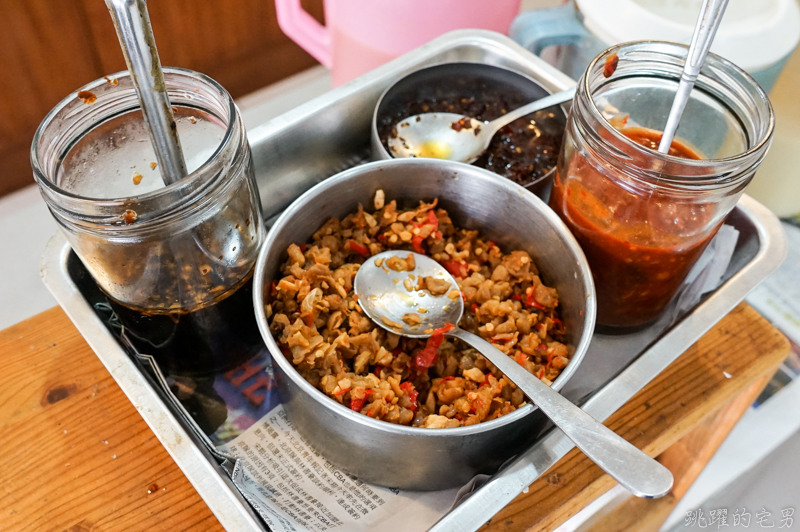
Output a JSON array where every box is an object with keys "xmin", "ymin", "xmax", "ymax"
[{"xmin": 550, "ymin": 126, "xmax": 714, "ymax": 328}]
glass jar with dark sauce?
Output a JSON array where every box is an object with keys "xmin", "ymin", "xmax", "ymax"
[{"xmin": 33, "ymin": 68, "xmax": 266, "ymax": 374}]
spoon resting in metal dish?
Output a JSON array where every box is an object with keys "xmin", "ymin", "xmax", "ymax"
[
  {"xmin": 387, "ymin": 87, "xmax": 575, "ymax": 163},
  {"xmin": 354, "ymin": 250, "xmax": 673, "ymax": 499}
]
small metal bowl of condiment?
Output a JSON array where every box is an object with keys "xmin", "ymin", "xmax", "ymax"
[
  {"xmin": 252, "ymin": 158, "xmax": 595, "ymax": 490},
  {"xmin": 371, "ymin": 63, "xmax": 568, "ymax": 198}
]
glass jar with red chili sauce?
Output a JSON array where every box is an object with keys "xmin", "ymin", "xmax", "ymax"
[{"xmin": 549, "ymin": 41, "xmax": 774, "ymax": 329}]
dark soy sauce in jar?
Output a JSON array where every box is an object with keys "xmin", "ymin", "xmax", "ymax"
[{"xmin": 108, "ymin": 271, "xmax": 265, "ymax": 376}]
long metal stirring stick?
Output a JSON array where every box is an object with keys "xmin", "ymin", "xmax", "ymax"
[
  {"xmin": 105, "ymin": 0, "xmax": 187, "ymax": 185},
  {"xmin": 658, "ymin": 0, "xmax": 730, "ymax": 154}
]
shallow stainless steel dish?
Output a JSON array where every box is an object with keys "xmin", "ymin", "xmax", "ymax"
[
  {"xmin": 370, "ymin": 62, "xmax": 568, "ymax": 198},
  {"xmin": 252, "ymin": 158, "xmax": 596, "ymax": 490}
]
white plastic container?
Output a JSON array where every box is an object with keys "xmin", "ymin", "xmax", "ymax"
[{"xmin": 512, "ymin": 0, "xmax": 800, "ymax": 92}]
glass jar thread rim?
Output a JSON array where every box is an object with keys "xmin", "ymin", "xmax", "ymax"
[
  {"xmin": 582, "ymin": 40, "xmax": 775, "ymax": 172},
  {"xmin": 31, "ymin": 67, "xmax": 239, "ymax": 227}
]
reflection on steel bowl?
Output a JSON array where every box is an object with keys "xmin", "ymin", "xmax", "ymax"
[
  {"xmin": 371, "ymin": 63, "xmax": 567, "ymax": 197},
  {"xmin": 252, "ymin": 159, "xmax": 595, "ymax": 490},
  {"xmin": 266, "ymin": 191, "xmax": 570, "ymax": 430}
]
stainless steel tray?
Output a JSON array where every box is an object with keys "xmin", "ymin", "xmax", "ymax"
[{"xmin": 41, "ymin": 30, "xmax": 787, "ymax": 532}]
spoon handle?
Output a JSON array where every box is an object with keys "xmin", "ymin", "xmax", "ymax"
[
  {"xmin": 105, "ymin": 0, "xmax": 187, "ymax": 185},
  {"xmin": 448, "ymin": 327, "xmax": 673, "ymax": 499},
  {"xmin": 489, "ymin": 87, "xmax": 576, "ymax": 131},
  {"xmin": 658, "ymin": 0, "xmax": 730, "ymax": 153}
]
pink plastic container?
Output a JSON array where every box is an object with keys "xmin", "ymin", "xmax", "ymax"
[{"xmin": 275, "ymin": 0, "xmax": 522, "ymax": 85}]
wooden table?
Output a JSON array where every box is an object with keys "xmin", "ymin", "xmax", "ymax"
[{"xmin": 0, "ymin": 303, "xmax": 789, "ymax": 532}]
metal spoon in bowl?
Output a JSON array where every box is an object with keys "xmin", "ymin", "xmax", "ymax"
[
  {"xmin": 354, "ymin": 250, "xmax": 673, "ymax": 499},
  {"xmin": 387, "ymin": 87, "xmax": 575, "ymax": 163}
]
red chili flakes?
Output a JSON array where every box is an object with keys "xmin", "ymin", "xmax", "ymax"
[
  {"xmin": 603, "ymin": 53, "xmax": 619, "ymax": 78},
  {"xmin": 399, "ymin": 382, "xmax": 418, "ymax": 411},
  {"xmin": 414, "ymin": 323, "xmax": 455, "ymax": 370},
  {"xmin": 346, "ymin": 240, "xmax": 370, "ymax": 258},
  {"xmin": 451, "ymin": 117, "xmax": 473, "ymax": 132},
  {"xmin": 77, "ymin": 90, "xmax": 97, "ymax": 104},
  {"xmin": 350, "ymin": 389, "xmax": 374, "ymax": 412},
  {"xmin": 441, "ymin": 260, "xmax": 469, "ymax": 279}
]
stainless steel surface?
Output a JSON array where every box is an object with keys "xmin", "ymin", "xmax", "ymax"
[
  {"xmin": 39, "ymin": 30, "xmax": 788, "ymax": 531},
  {"xmin": 388, "ymin": 87, "xmax": 576, "ymax": 163},
  {"xmin": 252, "ymin": 158, "xmax": 596, "ymax": 490},
  {"xmin": 659, "ymin": 0, "xmax": 730, "ymax": 153},
  {"xmin": 356, "ymin": 250, "xmax": 672, "ymax": 498},
  {"xmin": 105, "ymin": 0, "xmax": 187, "ymax": 184},
  {"xmin": 429, "ymin": 196, "xmax": 787, "ymax": 532},
  {"xmin": 354, "ymin": 251, "xmax": 464, "ymax": 336}
]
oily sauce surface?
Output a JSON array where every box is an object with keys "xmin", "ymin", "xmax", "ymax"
[{"xmin": 379, "ymin": 94, "xmax": 564, "ymax": 187}]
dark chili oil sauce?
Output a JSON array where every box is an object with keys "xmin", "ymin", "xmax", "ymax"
[
  {"xmin": 378, "ymin": 92, "xmax": 565, "ymax": 187},
  {"xmin": 106, "ymin": 271, "xmax": 265, "ymax": 377}
]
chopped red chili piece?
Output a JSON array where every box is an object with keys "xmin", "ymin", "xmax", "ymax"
[
  {"xmin": 427, "ymin": 210, "xmax": 438, "ymax": 231},
  {"xmin": 299, "ymin": 244, "xmax": 307, "ymax": 252},
  {"xmin": 270, "ymin": 280, "xmax": 278, "ymax": 297},
  {"xmin": 471, "ymin": 303, "xmax": 479, "ymax": 314},
  {"xmin": 481, "ymin": 373, "xmax": 491, "ymax": 387},
  {"xmin": 414, "ymin": 323, "xmax": 455, "ymax": 369},
  {"xmin": 412, "ymin": 235, "xmax": 425, "ymax": 254},
  {"xmin": 441, "ymin": 260, "xmax": 469, "ymax": 279},
  {"xmin": 441, "ymin": 376, "xmax": 456, "ymax": 381},
  {"xmin": 346, "ymin": 240, "xmax": 370, "ymax": 258},
  {"xmin": 537, "ymin": 369, "xmax": 545, "ymax": 379},
  {"xmin": 349, "ymin": 390, "xmax": 374, "ymax": 412},
  {"xmin": 511, "ymin": 294, "xmax": 522, "ymax": 302},
  {"xmin": 535, "ymin": 343, "xmax": 547, "ymax": 351},
  {"xmin": 400, "ymin": 382, "xmax": 418, "ymax": 411},
  {"xmin": 335, "ymin": 387, "xmax": 351, "ymax": 396},
  {"xmin": 525, "ymin": 287, "xmax": 546, "ymax": 310}
]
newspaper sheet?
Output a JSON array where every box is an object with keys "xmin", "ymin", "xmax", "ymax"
[{"xmin": 222, "ymin": 405, "xmax": 458, "ymax": 532}]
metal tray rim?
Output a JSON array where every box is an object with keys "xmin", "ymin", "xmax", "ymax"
[{"xmin": 39, "ymin": 29, "xmax": 789, "ymax": 532}]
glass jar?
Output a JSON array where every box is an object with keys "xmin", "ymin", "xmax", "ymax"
[
  {"xmin": 32, "ymin": 68, "xmax": 266, "ymax": 375},
  {"xmin": 549, "ymin": 41, "xmax": 774, "ymax": 329}
]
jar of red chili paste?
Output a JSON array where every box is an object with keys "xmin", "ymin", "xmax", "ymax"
[{"xmin": 550, "ymin": 41, "xmax": 774, "ymax": 329}]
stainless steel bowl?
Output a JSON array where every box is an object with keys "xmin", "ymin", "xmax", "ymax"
[
  {"xmin": 370, "ymin": 62, "xmax": 568, "ymax": 199},
  {"xmin": 252, "ymin": 158, "xmax": 595, "ymax": 490}
]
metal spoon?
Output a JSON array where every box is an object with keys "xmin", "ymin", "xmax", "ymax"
[
  {"xmin": 387, "ymin": 87, "xmax": 576, "ymax": 163},
  {"xmin": 658, "ymin": 0, "xmax": 730, "ymax": 153},
  {"xmin": 354, "ymin": 250, "xmax": 673, "ymax": 499},
  {"xmin": 105, "ymin": 0, "xmax": 187, "ymax": 185}
]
